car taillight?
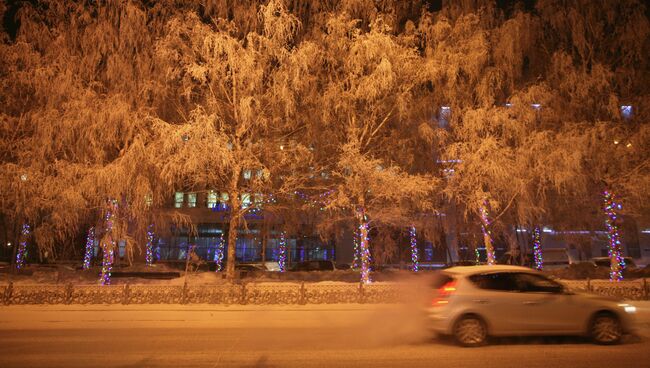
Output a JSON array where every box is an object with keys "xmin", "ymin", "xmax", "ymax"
[{"xmin": 432, "ymin": 280, "xmax": 457, "ymax": 306}]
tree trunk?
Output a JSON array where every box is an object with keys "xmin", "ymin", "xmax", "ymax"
[
  {"xmin": 479, "ymin": 204, "xmax": 495, "ymax": 265},
  {"xmin": 356, "ymin": 205, "xmax": 371, "ymax": 284}
]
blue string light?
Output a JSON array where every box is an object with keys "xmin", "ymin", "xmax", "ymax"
[
  {"xmin": 214, "ymin": 233, "xmax": 225, "ymax": 272},
  {"xmin": 358, "ymin": 211, "xmax": 372, "ymax": 284},
  {"xmin": 145, "ymin": 224, "xmax": 155, "ymax": 266},
  {"xmin": 532, "ymin": 227, "xmax": 543, "ymax": 270},
  {"xmin": 479, "ymin": 204, "xmax": 495, "ymax": 265},
  {"xmin": 410, "ymin": 226, "xmax": 419, "ymax": 272},
  {"xmin": 352, "ymin": 227, "xmax": 360, "ymax": 269},
  {"xmin": 603, "ymin": 191, "xmax": 625, "ymax": 281},
  {"xmin": 82, "ymin": 227, "xmax": 95, "ymax": 270},
  {"xmin": 15, "ymin": 224, "xmax": 30, "ymax": 270},
  {"xmin": 278, "ymin": 231, "xmax": 287, "ymax": 272},
  {"xmin": 100, "ymin": 200, "xmax": 117, "ymax": 285}
]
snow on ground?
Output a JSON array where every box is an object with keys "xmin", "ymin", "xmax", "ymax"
[{"xmin": 1, "ymin": 262, "xmax": 649, "ymax": 287}]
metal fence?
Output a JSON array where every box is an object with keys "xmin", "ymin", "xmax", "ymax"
[
  {"xmin": 1, "ymin": 279, "xmax": 648, "ymax": 305},
  {"xmin": 560, "ymin": 279, "xmax": 649, "ymax": 301}
]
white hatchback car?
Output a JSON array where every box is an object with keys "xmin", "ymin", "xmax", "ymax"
[{"xmin": 427, "ymin": 265, "xmax": 637, "ymax": 346}]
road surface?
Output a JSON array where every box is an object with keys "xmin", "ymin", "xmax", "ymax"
[{"xmin": 1, "ymin": 303, "xmax": 649, "ymax": 367}]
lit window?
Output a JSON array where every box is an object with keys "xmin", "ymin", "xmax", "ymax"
[
  {"xmin": 241, "ymin": 193, "xmax": 251, "ymax": 208},
  {"xmin": 243, "ymin": 170, "xmax": 252, "ymax": 180},
  {"xmin": 620, "ymin": 105, "xmax": 633, "ymax": 119},
  {"xmin": 256, "ymin": 169, "xmax": 263, "ymax": 179},
  {"xmin": 207, "ymin": 190, "xmax": 218, "ymax": 209},
  {"xmin": 145, "ymin": 193, "xmax": 153, "ymax": 207},
  {"xmin": 254, "ymin": 193, "xmax": 263, "ymax": 208},
  {"xmin": 439, "ymin": 106, "xmax": 451, "ymax": 128},
  {"xmin": 186, "ymin": 193, "xmax": 197, "ymax": 208},
  {"xmin": 531, "ymin": 103, "xmax": 541, "ymax": 110},
  {"xmin": 220, "ymin": 192, "xmax": 229, "ymax": 210},
  {"xmin": 174, "ymin": 192, "xmax": 184, "ymax": 208}
]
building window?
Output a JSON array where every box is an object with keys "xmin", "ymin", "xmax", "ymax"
[
  {"xmin": 207, "ymin": 190, "xmax": 218, "ymax": 209},
  {"xmin": 219, "ymin": 192, "xmax": 229, "ymax": 211},
  {"xmin": 174, "ymin": 192, "xmax": 184, "ymax": 208},
  {"xmin": 620, "ymin": 105, "xmax": 633, "ymax": 119},
  {"xmin": 241, "ymin": 193, "xmax": 252, "ymax": 208},
  {"xmin": 254, "ymin": 193, "xmax": 264, "ymax": 208},
  {"xmin": 438, "ymin": 106, "xmax": 451, "ymax": 128},
  {"xmin": 186, "ymin": 192, "xmax": 197, "ymax": 208},
  {"xmin": 243, "ymin": 170, "xmax": 252, "ymax": 180}
]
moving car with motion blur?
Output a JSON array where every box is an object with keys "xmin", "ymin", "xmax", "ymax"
[
  {"xmin": 427, "ymin": 265, "xmax": 637, "ymax": 347},
  {"xmin": 291, "ymin": 260, "xmax": 336, "ymax": 271},
  {"xmin": 591, "ymin": 257, "xmax": 637, "ymax": 269}
]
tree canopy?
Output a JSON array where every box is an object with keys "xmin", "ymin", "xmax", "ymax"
[{"xmin": 0, "ymin": 0, "xmax": 648, "ymax": 276}]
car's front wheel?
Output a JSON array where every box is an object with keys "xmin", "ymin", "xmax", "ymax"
[
  {"xmin": 453, "ymin": 315, "xmax": 487, "ymax": 347},
  {"xmin": 590, "ymin": 313, "xmax": 622, "ymax": 345}
]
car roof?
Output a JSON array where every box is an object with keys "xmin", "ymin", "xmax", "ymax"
[{"xmin": 444, "ymin": 265, "xmax": 535, "ymax": 276}]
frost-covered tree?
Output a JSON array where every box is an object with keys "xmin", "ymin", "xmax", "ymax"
[
  {"xmin": 303, "ymin": 13, "xmax": 439, "ymax": 282},
  {"xmin": 0, "ymin": 0, "xmax": 169, "ymax": 265},
  {"xmin": 150, "ymin": 0, "xmax": 318, "ymax": 279}
]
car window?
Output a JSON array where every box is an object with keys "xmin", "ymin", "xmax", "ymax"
[
  {"xmin": 468, "ymin": 272, "xmax": 518, "ymax": 292},
  {"xmin": 513, "ymin": 273, "xmax": 563, "ymax": 293}
]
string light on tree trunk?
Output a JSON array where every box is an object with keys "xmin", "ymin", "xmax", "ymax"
[
  {"xmin": 82, "ymin": 227, "xmax": 95, "ymax": 270},
  {"xmin": 603, "ymin": 191, "xmax": 625, "ymax": 281},
  {"xmin": 145, "ymin": 224, "xmax": 155, "ymax": 266},
  {"xmin": 278, "ymin": 231, "xmax": 287, "ymax": 272},
  {"xmin": 100, "ymin": 248, "xmax": 114, "ymax": 286},
  {"xmin": 214, "ymin": 232, "xmax": 225, "ymax": 272},
  {"xmin": 357, "ymin": 209, "xmax": 372, "ymax": 284},
  {"xmin": 479, "ymin": 204, "xmax": 496, "ymax": 265},
  {"xmin": 352, "ymin": 227, "xmax": 360, "ymax": 269},
  {"xmin": 15, "ymin": 224, "xmax": 30, "ymax": 270},
  {"xmin": 532, "ymin": 227, "xmax": 543, "ymax": 270},
  {"xmin": 100, "ymin": 200, "xmax": 117, "ymax": 285},
  {"xmin": 410, "ymin": 226, "xmax": 419, "ymax": 272}
]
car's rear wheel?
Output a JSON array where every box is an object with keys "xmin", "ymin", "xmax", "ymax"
[
  {"xmin": 453, "ymin": 315, "xmax": 487, "ymax": 347},
  {"xmin": 590, "ymin": 313, "xmax": 622, "ymax": 345}
]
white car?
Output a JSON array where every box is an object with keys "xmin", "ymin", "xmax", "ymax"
[{"xmin": 427, "ymin": 265, "xmax": 637, "ymax": 346}]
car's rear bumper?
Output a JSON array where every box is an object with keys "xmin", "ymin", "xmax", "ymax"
[{"xmin": 426, "ymin": 308, "xmax": 454, "ymax": 335}]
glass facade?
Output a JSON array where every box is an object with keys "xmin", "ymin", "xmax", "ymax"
[{"xmin": 155, "ymin": 224, "xmax": 334, "ymax": 264}]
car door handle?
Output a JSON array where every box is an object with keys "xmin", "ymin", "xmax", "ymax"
[
  {"xmin": 473, "ymin": 299, "xmax": 489, "ymax": 304},
  {"xmin": 523, "ymin": 300, "xmax": 540, "ymax": 305}
]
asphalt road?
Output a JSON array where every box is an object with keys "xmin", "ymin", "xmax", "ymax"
[{"xmin": 1, "ymin": 304, "xmax": 649, "ymax": 368}]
